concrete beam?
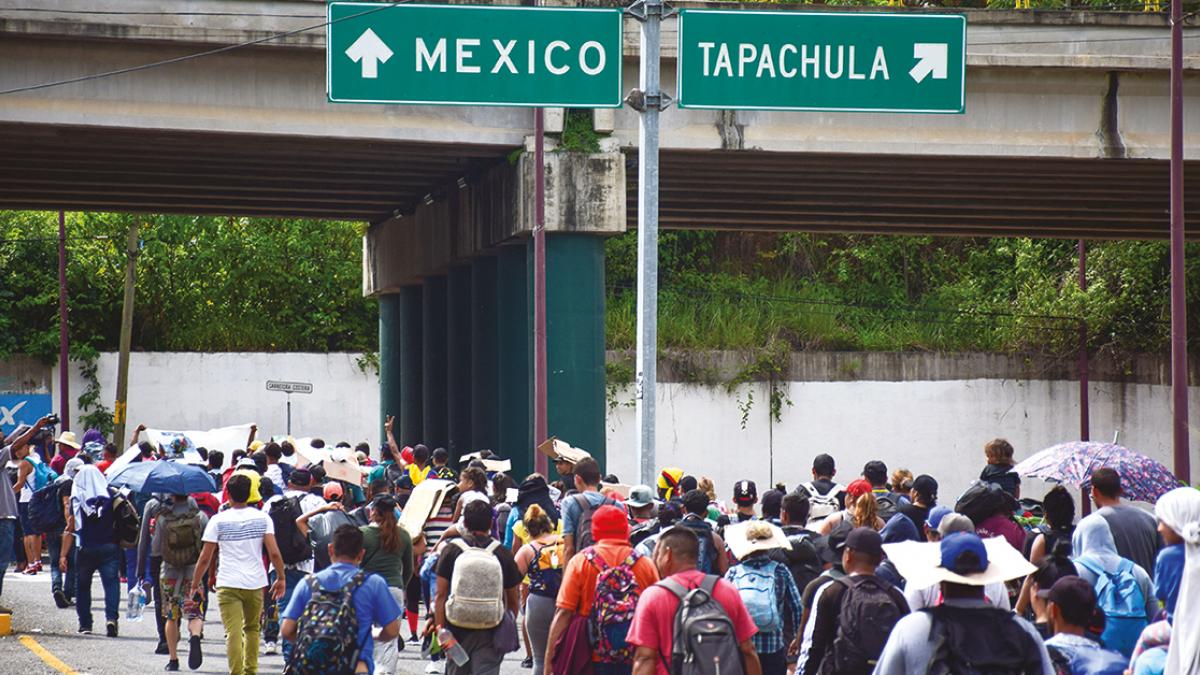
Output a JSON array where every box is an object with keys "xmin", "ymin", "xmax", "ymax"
[{"xmin": 363, "ymin": 151, "xmax": 626, "ymax": 295}]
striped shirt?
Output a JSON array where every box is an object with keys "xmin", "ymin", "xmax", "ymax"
[{"xmin": 202, "ymin": 506, "xmax": 274, "ymax": 590}]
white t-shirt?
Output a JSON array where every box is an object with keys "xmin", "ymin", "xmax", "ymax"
[
  {"xmin": 202, "ymin": 506, "xmax": 274, "ymax": 590},
  {"xmin": 264, "ymin": 464, "xmax": 284, "ymax": 489}
]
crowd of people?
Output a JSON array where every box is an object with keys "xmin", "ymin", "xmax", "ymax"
[{"xmin": 1, "ymin": 414, "xmax": 1198, "ymax": 675}]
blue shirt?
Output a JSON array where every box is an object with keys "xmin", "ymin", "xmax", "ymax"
[
  {"xmin": 560, "ymin": 491, "xmax": 611, "ymax": 543},
  {"xmin": 503, "ymin": 507, "xmax": 520, "ymax": 548},
  {"xmin": 282, "ymin": 562, "xmax": 403, "ymax": 673},
  {"xmin": 1154, "ymin": 543, "xmax": 1185, "ymax": 620}
]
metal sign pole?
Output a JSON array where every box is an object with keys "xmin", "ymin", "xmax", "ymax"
[
  {"xmin": 629, "ymin": 0, "xmax": 671, "ymax": 486},
  {"xmin": 1169, "ymin": 0, "xmax": 1189, "ymax": 483},
  {"xmin": 287, "ymin": 392, "xmax": 292, "ymax": 436}
]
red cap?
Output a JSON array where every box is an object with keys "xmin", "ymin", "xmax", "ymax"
[
  {"xmin": 846, "ymin": 479, "xmax": 873, "ymax": 499},
  {"xmin": 401, "ymin": 446, "xmax": 414, "ymax": 464}
]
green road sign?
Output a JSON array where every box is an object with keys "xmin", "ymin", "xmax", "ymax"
[
  {"xmin": 327, "ymin": 3, "xmax": 624, "ymax": 107},
  {"xmin": 677, "ymin": 10, "xmax": 966, "ymax": 114}
]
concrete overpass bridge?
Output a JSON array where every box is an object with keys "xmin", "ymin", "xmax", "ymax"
[{"xmin": 2, "ymin": 0, "xmax": 1199, "ymax": 476}]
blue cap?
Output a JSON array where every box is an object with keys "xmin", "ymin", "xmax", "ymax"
[
  {"xmin": 925, "ymin": 505, "xmax": 953, "ymax": 531},
  {"xmin": 939, "ymin": 532, "xmax": 988, "ymax": 574}
]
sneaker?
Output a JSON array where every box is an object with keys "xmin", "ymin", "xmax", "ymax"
[
  {"xmin": 77, "ymin": 626, "xmax": 92, "ymax": 635},
  {"xmin": 408, "ymin": 634, "xmax": 421, "ymax": 644},
  {"xmin": 396, "ymin": 636, "xmax": 405, "ymax": 652},
  {"xmin": 106, "ymin": 621, "xmax": 118, "ymax": 638},
  {"xmin": 54, "ymin": 590, "xmax": 70, "ymax": 609},
  {"xmin": 22, "ymin": 566, "xmax": 37, "ymax": 575},
  {"xmin": 263, "ymin": 642, "xmax": 278, "ymax": 655},
  {"xmin": 188, "ymin": 635, "xmax": 203, "ymax": 670},
  {"xmin": 0, "ymin": 605, "xmax": 13, "ymax": 615},
  {"xmin": 424, "ymin": 663, "xmax": 442, "ymax": 674},
  {"xmin": 521, "ymin": 656, "xmax": 533, "ymax": 669},
  {"xmin": 156, "ymin": 641, "xmax": 170, "ymax": 655},
  {"xmin": 164, "ymin": 660, "xmax": 180, "ymax": 672}
]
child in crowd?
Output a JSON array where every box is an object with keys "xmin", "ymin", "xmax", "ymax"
[{"xmin": 979, "ymin": 438, "xmax": 1021, "ymax": 499}]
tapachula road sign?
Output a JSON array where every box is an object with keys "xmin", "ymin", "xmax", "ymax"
[
  {"xmin": 676, "ymin": 10, "xmax": 966, "ymax": 114},
  {"xmin": 327, "ymin": 2, "xmax": 625, "ymax": 107}
]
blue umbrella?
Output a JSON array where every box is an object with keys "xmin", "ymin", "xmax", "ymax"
[{"xmin": 109, "ymin": 459, "xmax": 217, "ymax": 495}]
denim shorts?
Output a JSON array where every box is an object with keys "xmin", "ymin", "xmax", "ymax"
[{"xmin": 17, "ymin": 502, "xmax": 34, "ymax": 534}]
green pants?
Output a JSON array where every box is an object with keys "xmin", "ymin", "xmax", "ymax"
[{"xmin": 217, "ymin": 586, "xmax": 264, "ymax": 675}]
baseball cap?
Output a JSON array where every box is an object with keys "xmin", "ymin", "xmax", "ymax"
[
  {"xmin": 845, "ymin": 527, "xmax": 884, "ymax": 558},
  {"xmin": 323, "ymin": 481, "xmax": 344, "ymax": 501},
  {"xmin": 925, "ymin": 505, "xmax": 953, "ymax": 531},
  {"xmin": 912, "ymin": 475, "xmax": 938, "ymax": 501},
  {"xmin": 939, "ymin": 532, "xmax": 988, "ymax": 575},
  {"xmin": 937, "ymin": 513, "xmax": 975, "ymax": 538},
  {"xmin": 816, "ymin": 525, "xmax": 850, "ymax": 565},
  {"xmin": 626, "ymin": 484, "xmax": 655, "ymax": 508},
  {"xmin": 1037, "ymin": 576, "xmax": 1095, "ymax": 625},
  {"xmin": 733, "ymin": 480, "xmax": 758, "ymax": 505},
  {"xmin": 760, "ymin": 489, "xmax": 784, "ymax": 517},
  {"xmin": 862, "ymin": 460, "xmax": 888, "ymax": 486}
]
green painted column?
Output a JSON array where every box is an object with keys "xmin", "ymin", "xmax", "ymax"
[
  {"xmin": 497, "ymin": 243, "xmax": 533, "ymax": 480},
  {"xmin": 397, "ymin": 285, "xmax": 423, "ymax": 447},
  {"xmin": 446, "ymin": 265, "xmax": 473, "ymax": 460},
  {"xmin": 545, "ymin": 234, "xmax": 607, "ymax": 473},
  {"xmin": 378, "ymin": 293, "xmax": 401, "ymax": 450},
  {"xmin": 471, "ymin": 256, "xmax": 500, "ymax": 456},
  {"xmin": 422, "ymin": 275, "xmax": 448, "ymax": 451}
]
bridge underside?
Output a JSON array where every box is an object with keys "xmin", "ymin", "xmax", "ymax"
[
  {"xmin": 635, "ymin": 150, "xmax": 1200, "ymax": 240},
  {"xmin": 0, "ymin": 122, "xmax": 510, "ymax": 222}
]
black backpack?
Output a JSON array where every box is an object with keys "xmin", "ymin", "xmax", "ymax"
[
  {"xmin": 659, "ymin": 575, "xmax": 745, "ymax": 675},
  {"xmin": 109, "ymin": 488, "xmax": 141, "ymax": 549},
  {"xmin": 819, "ymin": 576, "xmax": 907, "ymax": 675},
  {"xmin": 28, "ymin": 481, "xmax": 68, "ymax": 535},
  {"xmin": 873, "ymin": 492, "xmax": 899, "ymax": 523},
  {"xmin": 770, "ymin": 527, "xmax": 821, "ymax": 594},
  {"xmin": 924, "ymin": 605, "xmax": 1045, "ymax": 675},
  {"xmin": 956, "ymin": 481, "xmax": 1016, "ymax": 527},
  {"xmin": 269, "ymin": 496, "xmax": 313, "ymax": 565},
  {"xmin": 571, "ymin": 493, "xmax": 616, "ymax": 550}
]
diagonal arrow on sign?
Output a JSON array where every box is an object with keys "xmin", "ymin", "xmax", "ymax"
[
  {"xmin": 909, "ymin": 43, "xmax": 949, "ymax": 83},
  {"xmin": 345, "ymin": 28, "xmax": 393, "ymax": 79}
]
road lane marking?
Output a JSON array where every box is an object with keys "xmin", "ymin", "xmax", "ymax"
[{"xmin": 18, "ymin": 635, "xmax": 77, "ymax": 674}]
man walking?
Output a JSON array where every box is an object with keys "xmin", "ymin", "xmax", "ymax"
[
  {"xmin": 560, "ymin": 458, "xmax": 616, "ymax": 566},
  {"xmin": 1089, "ymin": 468, "xmax": 1161, "ymax": 579},
  {"xmin": 149, "ymin": 493, "xmax": 209, "ymax": 671},
  {"xmin": 1039, "ymin": 576, "xmax": 1127, "ymax": 673},
  {"xmin": 190, "ymin": 474, "xmax": 286, "ymax": 675}
]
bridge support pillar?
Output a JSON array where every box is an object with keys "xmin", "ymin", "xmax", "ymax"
[
  {"xmin": 397, "ymin": 285, "xmax": 423, "ymax": 448},
  {"xmin": 422, "ymin": 275, "xmax": 448, "ymax": 452},
  {"xmin": 497, "ymin": 244, "xmax": 534, "ymax": 480},
  {"xmin": 471, "ymin": 255, "xmax": 501, "ymax": 459},
  {"xmin": 446, "ymin": 265, "xmax": 473, "ymax": 460},
  {"xmin": 378, "ymin": 293, "xmax": 401, "ymax": 451}
]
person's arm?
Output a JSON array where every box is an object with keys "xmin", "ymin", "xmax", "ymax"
[
  {"xmin": 505, "ymin": 585, "xmax": 519, "ymax": 615},
  {"xmin": 738, "ymin": 639, "xmax": 763, "ymax": 675},
  {"xmin": 400, "ymin": 530, "xmax": 414, "ymax": 587},
  {"xmin": 817, "ymin": 512, "xmax": 840, "ymax": 536},
  {"xmin": 9, "ymin": 415, "xmax": 52, "ymax": 454},
  {"xmin": 384, "ymin": 416, "xmax": 402, "ymax": 464},
  {"xmin": 135, "ymin": 500, "xmax": 156, "ymax": 582},
  {"xmin": 560, "ymin": 497, "xmax": 578, "ymax": 566},
  {"xmin": 562, "ymin": 533, "xmax": 576, "ymax": 567},
  {"xmin": 377, "ymin": 618, "xmax": 401, "ymax": 643},
  {"xmin": 433, "ymin": 576, "xmax": 450, "ymax": 636},
  {"xmin": 633, "ymin": 646, "xmax": 660, "ymax": 675},
  {"xmin": 262, "ymin": 533, "xmax": 287, "ymax": 599},
  {"xmin": 281, "ymin": 618, "xmax": 299, "ymax": 642},
  {"xmin": 245, "ymin": 424, "xmax": 257, "ymax": 450},
  {"xmin": 296, "ymin": 502, "xmax": 342, "ymax": 538},
  {"xmin": 16, "ymin": 460, "xmax": 32, "ymax": 492},
  {"xmin": 59, "ymin": 506, "xmax": 75, "ymax": 572},
  {"xmin": 514, "ymin": 544, "xmax": 534, "ymax": 576},
  {"xmin": 781, "ymin": 566, "xmax": 804, "ymax": 641},
  {"xmin": 190, "ymin": 542, "xmax": 218, "ymax": 596},
  {"xmin": 712, "ymin": 532, "xmax": 730, "ymax": 575},
  {"xmin": 130, "ymin": 423, "xmax": 147, "ymax": 450},
  {"xmin": 544, "ymin": 608, "xmax": 574, "ymax": 665}
]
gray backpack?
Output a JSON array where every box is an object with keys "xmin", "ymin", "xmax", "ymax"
[
  {"xmin": 445, "ymin": 539, "xmax": 506, "ymax": 629},
  {"xmin": 571, "ymin": 493, "xmax": 616, "ymax": 550},
  {"xmin": 659, "ymin": 575, "xmax": 745, "ymax": 675}
]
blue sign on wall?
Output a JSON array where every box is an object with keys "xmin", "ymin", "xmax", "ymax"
[{"xmin": 0, "ymin": 394, "xmax": 52, "ymax": 437}]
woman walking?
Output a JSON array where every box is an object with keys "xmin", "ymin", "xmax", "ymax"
[
  {"xmin": 513, "ymin": 504, "xmax": 562, "ymax": 675},
  {"xmin": 359, "ymin": 495, "xmax": 413, "ymax": 675}
]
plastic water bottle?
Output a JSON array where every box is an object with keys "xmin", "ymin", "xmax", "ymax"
[
  {"xmin": 437, "ymin": 628, "xmax": 469, "ymax": 666},
  {"xmin": 126, "ymin": 585, "xmax": 146, "ymax": 622}
]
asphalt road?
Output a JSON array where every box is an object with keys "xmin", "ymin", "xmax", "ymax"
[{"xmin": 0, "ymin": 563, "xmax": 533, "ymax": 675}]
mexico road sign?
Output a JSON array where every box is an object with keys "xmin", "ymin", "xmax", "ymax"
[
  {"xmin": 327, "ymin": 3, "xmax": 624, "ymax": 107},
  {"xmin": 677, "ymin": 10, "xmax": 966, "ymax": 114},
  {"xmin": 266, "ymin": 381, "xmax": 313, "ymax": 395}
]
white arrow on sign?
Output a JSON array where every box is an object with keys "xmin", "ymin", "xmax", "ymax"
[
  {"xmin": 346, "ymin": 28, "xmax": 393, "ymax": 79},
  {"xmin": 909, "ymin": 43, "xmax": 948, "ymax": 84}
]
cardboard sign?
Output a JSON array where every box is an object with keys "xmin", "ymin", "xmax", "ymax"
[
  {"xmin": 399, "ymin": 478, "xmax": 455, "ymax": 539},
  {"xmin": 536, "ymin": 437, "xmax": 591, "ymax": 465},
  {"xmin": 600, "ymin": 482, "xmax": 632, "ymax": 499}
]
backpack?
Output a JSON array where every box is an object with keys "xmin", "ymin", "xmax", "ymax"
[
  {"xmin": 1074, "ymin": 557, "xmax": 1148, "ymax": 657},
  {"xmin": 571, "ymin": 493, "xmax": 616, "ymax": 550},
  {"xmin": 526, "ymin": 540, "xmax": 564, "ymax": 598},
  {"xmin": 284, "ymin": 571, "xmax": 367, "ymax": 675},
  {"xmin": 269, "ymin": 496, "xmax": 313, "ymax": 566},
  {"xmin": 28, "ymin": 481, "xmax": 68, "ymax": 535},
  {"xmin": 819, "ymin": 576, "xmax": 906, "ymax": 675},
  {"xmin": 659, "ymin": 574, "xmax": 745, "ymax": 675},
  {"xmin": 679, "ymin": 517, "xmax": 718, "ymax": 574},
  {"xmin": 158, "ymin": 504, "xmax": 203, "ymax": 568},
  {"xmin": 956, "ymin": 481, "xmax": 1016, "ymax": 527},
  {"xmin": 873, "ymin": 492, "xmax": 899, "ymax": 523},
  {"xmin": 1045, "ymin": 643, "xmax": 1127, "ymax": 675},
  {"xmin": 773, "ymin": 527, "xmax": 822, "ymax": 594},
  {"xmin": 109, "ymin": 489, "xmax": 141, "ymax": 549},
  {"xmin": 803, "ymin": 481, "xmax": 843, "ymax": 527},
  {"xmin": 728, "ymin": 560, "xmax": 783, "ymax": 634},
  {"xmin": 25, "ymin": 456, "xmax": 57, "ymax": 492},
  {"xmin": 585, "ymin": 548, "xmax": 643, "ymax": 664},
  {"xmin": 310, "ymin": 510, "xmax": 356, "ymax": 571},
  {"xmin": 445, "ymin": 538, "xmax": 505, "ymax": 629},
  {"xmin": 925, "ymin": 604, "xmax": 1045, "ymax": 675},
  {"xmin": 492, "ymin": 503, "xmax": 512, "ymax": 542}
]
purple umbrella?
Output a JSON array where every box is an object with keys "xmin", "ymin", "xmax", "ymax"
[{"xmin": 1013, "ymin": 441, "xmax": 1183, "ymax": 504}]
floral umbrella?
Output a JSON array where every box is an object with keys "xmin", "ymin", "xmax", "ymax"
[{"xmin": 1013, "ymin": 441, "xmax": 1184, "ymax": 504}]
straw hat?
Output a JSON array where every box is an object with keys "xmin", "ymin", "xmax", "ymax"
[
  {"xmin": 55, "ymin": 431, "xmax": 81, "ymax": 450},
  {"xmin": 725, "ymin": 520, "xmax": 789, "ymax": 560}
]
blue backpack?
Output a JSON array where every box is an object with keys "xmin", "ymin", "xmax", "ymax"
[
  {"xmin": 728, "ymin": 561, "xmax": 782, "ymax": 633},
  {"xmin": 1075, "ymin": 557, "xmax": 1147, "ymax": 658},
  {"xmin": 25, "ymin": 457, "xmax": 58, "ymax": 492}
]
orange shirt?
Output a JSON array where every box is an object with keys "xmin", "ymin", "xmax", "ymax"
[{"xmin": 556, "ymin": 540, "xmax": 660, "ymax": 617}]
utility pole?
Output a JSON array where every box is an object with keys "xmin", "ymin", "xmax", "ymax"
[
  {"xmin": 629, "ymin": 0, "xmax": 671, "ymax": 486},
  {"xmin": 113, "ymin": 221, "xmax": 140, "ymax": 447},
  {"xmin": 1169, "ymin": 0, "xmax": 1189, "ymax": 483},
  {"xmin": 533, "ymin": 107, "xmax": 548, "ymax": 478},
  {"xmin": 57, "ymin": 211, "xmax": 70, "ymax": 431}
]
